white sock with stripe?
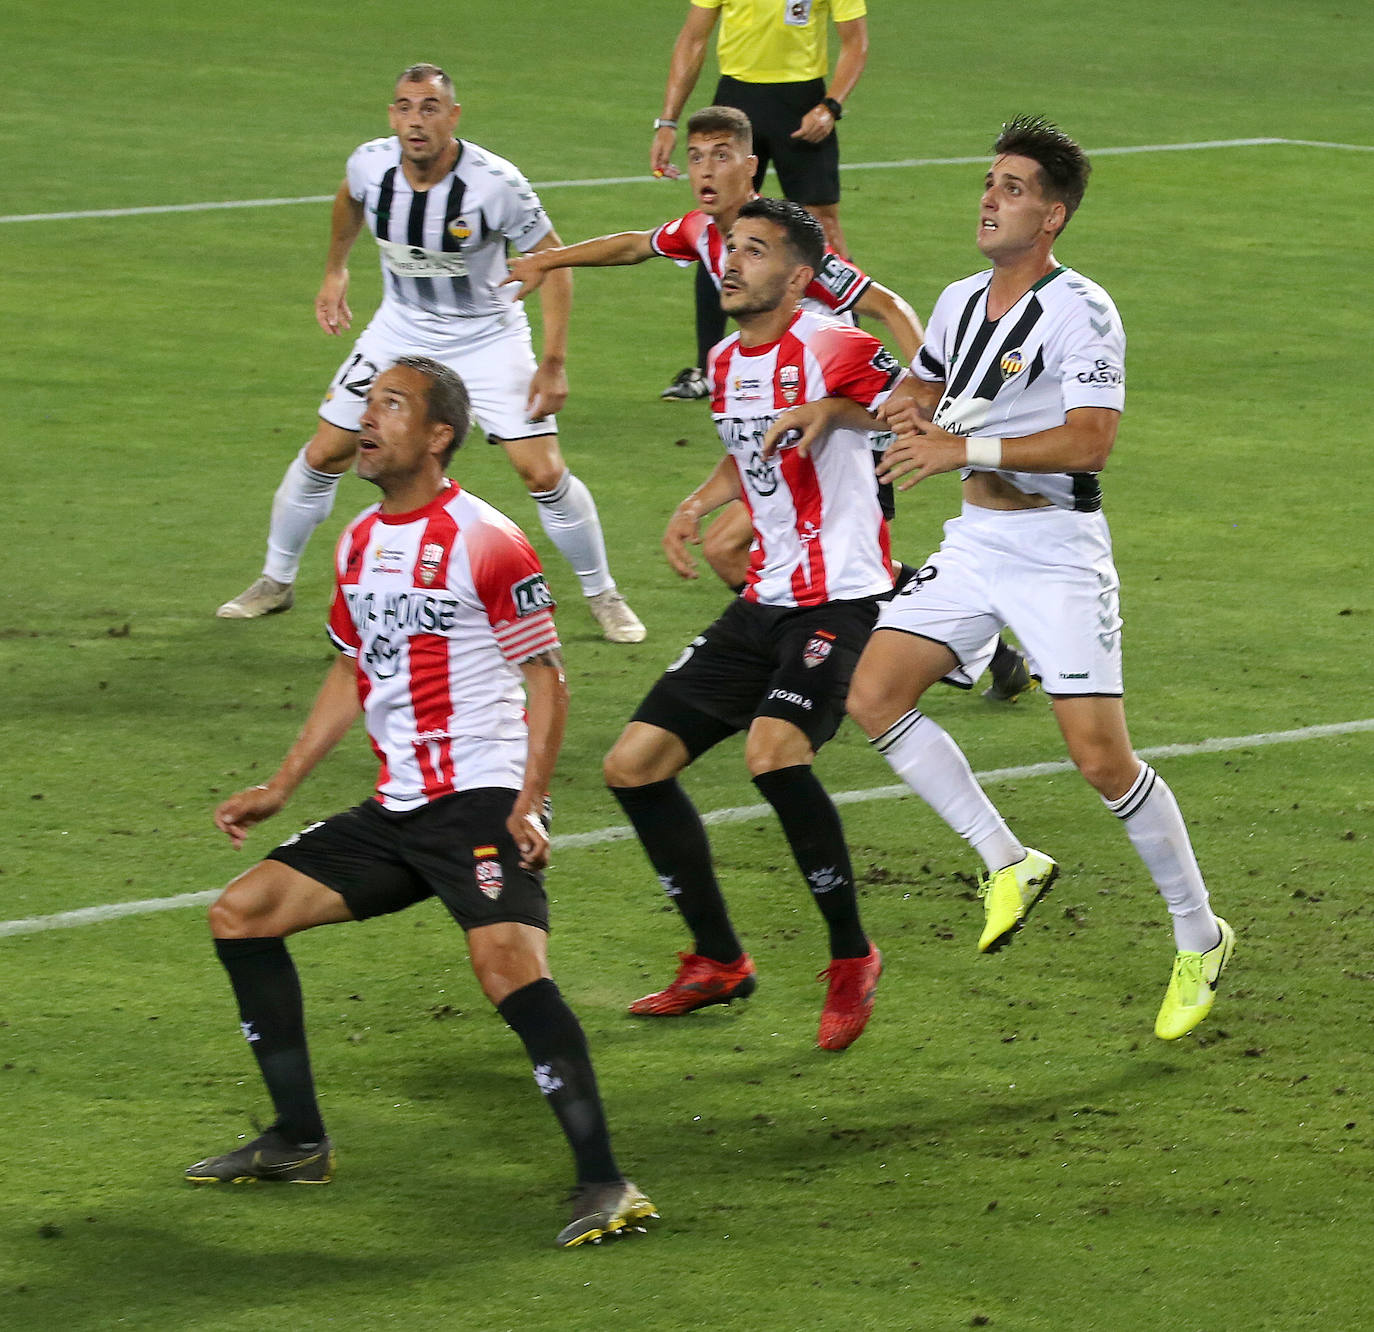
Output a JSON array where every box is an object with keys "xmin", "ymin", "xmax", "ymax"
[
  {"xmin": 872, "ymin": 710, "xmax": 1026, "ymax": 873},
  {"xmin": 264, "ymin": 446, "xmax": 343, "ymax": 584},
  {"xmin": 1104, "ymin": 762, "xmax": 1220, "ymax": 952},
  {"xmin": 530, "ymin": 470, "xmax": 613, "ymax": 598}
]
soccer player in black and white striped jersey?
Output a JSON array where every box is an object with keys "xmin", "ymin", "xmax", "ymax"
[
  {"xmin": 216, "ymin": 64, "xmax": 643, "ymax": 644},
  {"xmin": 844, "ymin": 117, "xmax": 1234, "ymax": 1039}
]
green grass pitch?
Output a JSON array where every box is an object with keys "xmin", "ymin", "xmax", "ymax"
[{"xmin": 1, "ymin": 2, "xmax": 1371, "ymax": 1328}]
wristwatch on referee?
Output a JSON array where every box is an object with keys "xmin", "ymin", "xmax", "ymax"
[
  {"xmin": 821, "ymin": 96, "xmax": 844, "ymax": 120},
  {"xmin": 653, "ymin": 117, "xmax": 678, "ymax": 130}
]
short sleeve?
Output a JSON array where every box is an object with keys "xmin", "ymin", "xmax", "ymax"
[
  {"xmin": 913, "ymin": 291, "xmax": 951, "ymax": 383},
  {"xmin": 465, "ymin": 518, "xmax": 562, "ymax": 665},
  {"xmin": 1055, "ymin": 294, "xmax": 1126, "ymax": 414},
  {"xmin": 650, "ymin": 211, "xmax": 707, "ymax": 263},
  {"xmin": 806, "ymin": 252, "xmax": 872, "ymax": 315},
  {"xmin": 813, "ymin": 323, "xmax": 905, "ymax": 409},
  {"xmin": 486, "ymin": 166, "xmax": 553, "ymax": 254}
]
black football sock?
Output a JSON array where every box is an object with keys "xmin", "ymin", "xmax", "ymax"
[
  {"xmin": 609, "ymin": 779, "xmax": 744, "ymax": 963},
  {"xmin": 213, "ymin": 936, "xmax": 325, "ymax": 1145},
  {"xmin": 752, "ymin": 766, "xmax": 870, "ymax": 959},
  {"xmin": 694, "ymin": 260, "xmax": 727, "ymax": 372},
  {"xmin": 498, "ymin": 979, "xmax": 621, "ymax": 1185}
]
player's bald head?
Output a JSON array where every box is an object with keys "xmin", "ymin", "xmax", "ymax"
[{"xmin": 395, "ymin": 62, "xmax": 455, "ymax": 104}]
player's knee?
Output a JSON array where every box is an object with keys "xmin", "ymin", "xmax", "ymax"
[
  {"xmin": 207, "ymin": 888, "xmax": 263, "ymax": 939},
  {"xmin": 1073, "ymin": 747, "xmax": 1138, "ymax": 798},
  {"xmin": 603, "ymin": 744, "xmax": 645, "ymax": 790},
  {"xmin": 305, "ymin": 427, "xmax": 358, "ymax": 473},
  {"xmin": 845, "ymin": 676, "xmax": 887, "ymax": 738}
]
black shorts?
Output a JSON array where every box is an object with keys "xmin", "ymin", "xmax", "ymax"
[
  {"xmin": 715, "ymin": 75, "xmax": 840, "ymax": 207},
  {"xmin": 632, "ymin": 597, "xmax": 878, "ymax": 759},
  {"xmin": 266, "ymin": 788, "xmax": 549, "ymax": 932}
]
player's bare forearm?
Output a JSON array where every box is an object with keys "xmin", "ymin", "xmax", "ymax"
[
  {"xmin": 854, "ymin": 282, "xmax": 924, "ymax": 364},
  {"xmin": 316, "ymin": 184, "xmax": 365, "ymax": 333},
  {"xmin": 762, "ymin": 397, "xmax": 875, "ymax": 459},
  {"xmin": 507, "ymin": 231, "xmax": 655, "ymax": 298},
  {"xmin": 878, "ymin": 406, "xmax": 1120, "ymax": 490},
  {"xmin": 513, "ymin": 650, "xmax": 569, "ymax": 868},
  {"xmin": 213, "ymin": 655, "xmax": 360, "ymax": 847},
  {"xmin": 663, "ymin": 456, "xmax": 741, "ymax": 578}
]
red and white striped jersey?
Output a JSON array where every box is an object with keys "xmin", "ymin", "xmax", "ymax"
[
  {"xmin": 708, "ymin": 309, "xmax": 904, "ymax": 607},
  {"xmin": 650, "ymin": 207, "xmax": 871, "ymax": 318},
  {"xmin": 327, "ymin": 482, "xmax": 559, "ymax": 812}
]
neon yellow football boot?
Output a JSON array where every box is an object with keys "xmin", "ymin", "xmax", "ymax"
[
  {"xmin": 977, "ymin": 849, "xmax": 1058, "ymax": 952},
  {"xmin": 1155, "ymin": 917, "xmax": 1235, "ymax": 1040}
]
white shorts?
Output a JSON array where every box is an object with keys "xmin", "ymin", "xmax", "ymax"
[
  {"xmin": 318, "ymin": 300, "xmax": 555, "ymax": 442},
  {"xmin": 878, "ymin": 502, "xmax": 1124, "ymax": 696}
]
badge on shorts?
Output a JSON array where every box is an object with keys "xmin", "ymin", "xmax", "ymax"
[
  {"xmin": 1000, "ymin": 348, "xmax": 1026, "ymax": 380},
  {"xmin": 803, "ymin": 630, "xmax": 835, "ymax": 668},
  {"xmin": 779, "ymin": 363, "xmax": 801, "ymax": 405},
  {"xmin": 474, "ymin": 845, "xmax": 504, "ymax": 899},
  {"xmin": 418, "ymin": 541, "xmax": 445, "ymax": 587}
]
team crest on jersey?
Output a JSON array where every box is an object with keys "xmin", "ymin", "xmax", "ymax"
[
  {"xmin": 474, "ymin": 846, "xmax": 504, "ymax": 899},
  {"xmin": 1000, "ymin": 348, "xmax": 1026, "ymax": 380},
  {"xmin": 779, "ymin": 363, "xmax": 801, "ymax": 405},
  {"xmin": 512, "ymin": 572, "xmax": 554, "ymax": 617},
  {"xmin": 418, "ymin": 541, "xmax": 445, "ymax": 587},
  {"xmin": 447, "ymin": 217, "xmax": 472, "ymax": 241},
  {"xmin": 803, "ymin": 630, "xmax": 836, "ymax": 668}
]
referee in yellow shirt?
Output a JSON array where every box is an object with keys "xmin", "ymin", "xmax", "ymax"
[{"xmin": 651, "ymin": 0, "xmax": 869, "ymax": 399}]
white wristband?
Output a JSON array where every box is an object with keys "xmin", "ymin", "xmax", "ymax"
[{"xmin": 965, "ymin": 436, "xmax": 1003, "ymax": 468}]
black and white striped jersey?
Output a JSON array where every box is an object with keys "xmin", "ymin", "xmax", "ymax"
[
  {"xmin": 913, "ymin": 265, "xmax": 1125, "ymax": 511},
  {"xmin": 345, "ymin": 136, "xmax": 552, "ymax": 327}
]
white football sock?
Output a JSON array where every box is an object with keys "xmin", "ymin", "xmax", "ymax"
[
  {"xmin": 1104, "ymin": 762, "xmax": 1219, "ymax": 951},
  {"xmin": 872, "ymin": 710, "xmax": 1026, "ymax": 872},
  {"xmin": 263, "ymin": 446, "xmax": 344, "ymax": 584},
  {"xmin": 529, "ymin": 469, "xmax": 614, "ymax": 597}
]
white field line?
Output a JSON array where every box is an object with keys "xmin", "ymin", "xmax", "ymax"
[
  {"xmin": 3, "ymin": 717, "xmax": 1370, "ymax": 940},
  {"xmin": 3, "ymin": 137, "xmax": 1368, "ymax": 226}
]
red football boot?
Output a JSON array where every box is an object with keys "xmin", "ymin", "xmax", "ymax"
[
  {"xmin": 816, "ymin": 944, "xmax": 882, "ymax": 1051},
  {"xmin": 628, "ymin": 952, "xmax": 757, "ymax": 1016}
]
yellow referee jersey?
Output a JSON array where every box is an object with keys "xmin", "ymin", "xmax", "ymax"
[{"xmin": 694, "ymin": 0, "xmax": 868, "ymax": 84}]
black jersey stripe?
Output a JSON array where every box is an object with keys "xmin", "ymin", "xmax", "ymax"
[
  {"xmin": 407, "ymin": 186, "xmax": 439, "ymax": 315},
  {"xmin": 376, "ymin": 167, "xmax": 399, "ymax": 302},
  {"xmin": 951, "ymin": 282, "xmax": 986, "ymax": 354},
  {"xmin": 1070, "ymin": 472, "xmax": 1103, "ymax": 512},
  {"xmin": 440, "ymin": 175, "xmax": 473, "ymax": 308},
  {"xmin": 969, "ymin": 297, "xmax": 1044, "ymax": 401}
]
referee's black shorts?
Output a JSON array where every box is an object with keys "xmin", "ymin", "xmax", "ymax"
[
  {"xmin": 266, "ymin": 788, "xmax": 549, "ymax": 932},
  {"xmin": 715, "ymin": 74, "xmax": 840, "ymax": 206},
  {"xmin": 632, "ymin": 596, "xmax": 878, "ymax": 760}
]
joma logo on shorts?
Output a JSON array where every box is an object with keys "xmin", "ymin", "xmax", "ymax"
[{"xmin": 767, "ymin": 688, "xmax": 813, "ymax": 710}]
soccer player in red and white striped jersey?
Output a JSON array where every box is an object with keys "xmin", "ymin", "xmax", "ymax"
[
  {"xmin": 190, "ymin": 357, "xmax": 654, "ymax": 1247},
  {"xmin": 604, "ymin": 200, "xmax": 898, "ymax": 1052}
]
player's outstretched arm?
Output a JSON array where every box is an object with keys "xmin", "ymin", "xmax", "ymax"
[
  {"xmin": 653, "ymin": 4, "xmax": 717, "ymax": 178},
  {"xmin": 315, "ymin": 182, "xmax": 366, "ymax": 335},
  {"xmin": 664, "ymin": 455, "xmax": 741, "ymax": 580},
  {"xmin": 504, "ymin": 231, "xmax": 657, "ymax": 299},
  {"xmin": 512, "ymin": 648, "xmax": 570, "ymax": 870},
  {"xmin": 853, "ymin": 280, "xmax": 924, "ymax": 364},
  {"xmin": 762, "ymin": 397, "xmax": 877, "ymax": 460},
  {"xmin": 213, "ymin": 654, "xmax": 362, "ymax": 849}
]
